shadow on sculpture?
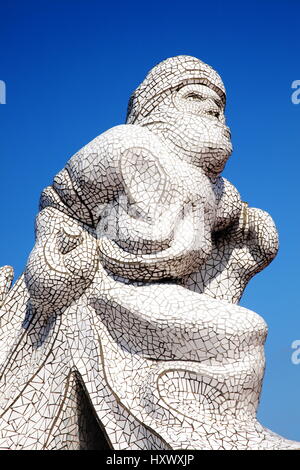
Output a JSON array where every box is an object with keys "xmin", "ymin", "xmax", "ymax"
[{"xmin": 0, "ymin": 55, "xmax": 298, "ymax": 449}]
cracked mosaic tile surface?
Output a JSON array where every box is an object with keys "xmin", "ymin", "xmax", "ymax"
[{"xmin": 0, "ymin": 55, "xmax": 298, "ymax": 450}]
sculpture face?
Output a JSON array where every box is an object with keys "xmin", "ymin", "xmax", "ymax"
[
  {"xmin": 139, "ymin": 96, "xmax": 232, "ymax": 177},
  {"xmin": 127, "ymin": 57, "xmax": 232, "ymax": 177},
  {"xmin": 0, "ymin": 55, "xmax": 298, "ymax": 451},
  {"xmin": 173, "ymin": 84, "xmax": 224, "ymax": 119}
]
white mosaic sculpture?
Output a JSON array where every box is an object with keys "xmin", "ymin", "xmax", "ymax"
[{"xmin": 0, "ymin": 56, "xmax": 298, "ymax": 450}]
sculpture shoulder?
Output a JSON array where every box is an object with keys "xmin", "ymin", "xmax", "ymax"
[
  {"xmin": 71, "ymin": 124, "xmax": 163, "ymax": 159},
  {"xmin": 64, "ymin": 124, "xmax": 168, "ymax": 188},
  {"xmin": 64, "ymin": 123, "xmax": 168, "ymax": 185},
  {"xmin": 43, "ymin": 124, "xmax": 170, "ymax": 226}
]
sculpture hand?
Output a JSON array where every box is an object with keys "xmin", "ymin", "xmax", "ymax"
[{"xmin": 24, "ymin": 207, "xmax": 99, "ymax": 313}]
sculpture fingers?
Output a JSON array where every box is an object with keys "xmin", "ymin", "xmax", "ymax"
[
  {"xmin": 183, "ymin": 204, "xmax": 279, "ymax": 303},
  {"xmin": 24, "ymin": 207, "xmax": 99, "ymax": 312}
]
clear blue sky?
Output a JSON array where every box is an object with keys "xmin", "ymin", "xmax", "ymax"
[{"xmin": 0, "ymin": 0, "xmax": 299, "ymax": 442}]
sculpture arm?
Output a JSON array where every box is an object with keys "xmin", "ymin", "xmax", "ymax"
[
  {"xmin": 212, "ymin": 177, "xmax": 242, "ymax": 232},
  {"xmin": 98, "ymin": 148, "xmax": 213, "ymax": 281},
  {"xmin": 182, "ymin": 204, "xmax": 279, "ymax": 303}
]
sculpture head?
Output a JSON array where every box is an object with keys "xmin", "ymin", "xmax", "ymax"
[{"xmin": 126, "ymin": 55, "xmax": 232, "ymax": 177}]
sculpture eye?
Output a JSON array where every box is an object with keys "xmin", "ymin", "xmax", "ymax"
[
  {"xmin": 213, "ymin": 98, "xmax": 222, "ymax": 108},
  {"xmin": 185, "ymin": 93, "xmax": 204, "ymax": 102},
  {"xmin": 208, "ymin": 110, "xmax": 220, "ymax": 118}
]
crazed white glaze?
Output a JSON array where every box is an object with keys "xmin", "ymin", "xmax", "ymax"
[{"xmin": 0, "ymin": 55, "xmax": 296, "ymax": 450}]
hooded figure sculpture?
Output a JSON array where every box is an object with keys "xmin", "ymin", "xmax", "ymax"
[{"xmin": 0, "ymin": 56, "xmax": 298, "ymax": 450}]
